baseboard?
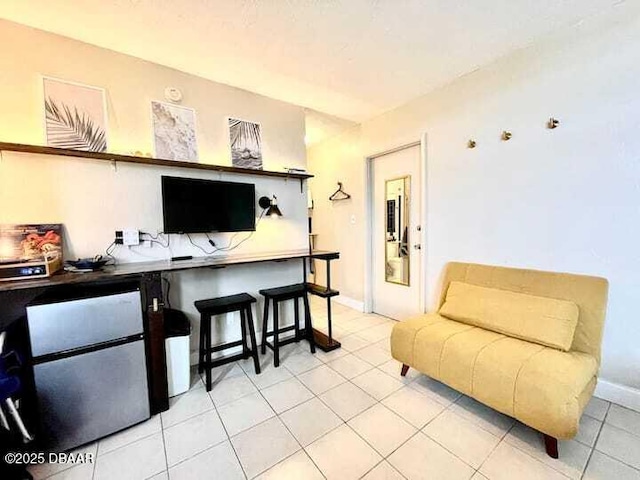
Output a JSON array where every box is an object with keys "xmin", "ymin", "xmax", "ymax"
[
  {"xmin": 595, "ymin": 378, "xmax": 640, "ymax": 413},
  {"xmin": 334, "ymin": 295, "xmax": 364, "ymax": 312}
]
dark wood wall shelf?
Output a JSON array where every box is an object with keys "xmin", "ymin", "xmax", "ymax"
[{"xmin": 0, "ymin": 142, "xmax": 313, "ymax": 185}]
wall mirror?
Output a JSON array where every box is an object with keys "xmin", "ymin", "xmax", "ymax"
[{"xmin": 385, "ymin": 176, "xmax": 410, "ymax": 285}]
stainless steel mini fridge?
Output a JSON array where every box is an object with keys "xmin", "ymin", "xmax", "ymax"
[{"xmin": 27, "ymin": 290, "xmax": 150, "ymax": 452}]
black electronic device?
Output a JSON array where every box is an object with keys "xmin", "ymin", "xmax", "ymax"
[{"xmin": 161, "ymin": 176, "xmax": 256, "ymax": 234}]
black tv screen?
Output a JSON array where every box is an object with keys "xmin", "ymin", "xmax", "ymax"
[{"xmin": 162, "ymin": 176, "xmax": 256, "ymax": 233}]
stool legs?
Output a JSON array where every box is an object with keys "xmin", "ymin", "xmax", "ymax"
[
  {"xmin": 245, "ymin": 305, "xmax": 261, "ymax": 374},
  {"xmin": 198, "ymin": 313, "xmax": 206, "ymax": 374},
  {"xmin": 240, "ymin": 309, "xmax": 249, "ymax": 358},
  {"xmin": 204, "ymin": 315, "xmax": 212, "ymax": 391},
  {"xmin": 303, "ymin": 292, "xmax": 316, "ymax": 354},
  {"xmin": 261, "ymin": 298, "xmax": 270, "ymax": 355},
  {"xmin": 294, "ymin": 297, "xmax": 300, "ymax": 341},
  {"xmin": 273, "ymin": 300, "xmax": 280, "ymax": 367}
]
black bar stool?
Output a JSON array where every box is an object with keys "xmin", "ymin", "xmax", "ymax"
[
  {"xmin": 195, "ymin": 293, "xmax": 260, "ymax": 391},
  {"xmin": 259, "ymin": 283, "xmax": 316, "ymax": 367}
]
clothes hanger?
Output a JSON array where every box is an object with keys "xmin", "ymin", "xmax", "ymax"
[{"xmin": 329, "ymin": 182, "xmax": 351, "ymax": 201}]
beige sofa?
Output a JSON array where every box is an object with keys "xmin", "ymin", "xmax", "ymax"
[{"xmin": 390, "ymin": 262, "xmax": 608, "ymax": 458}]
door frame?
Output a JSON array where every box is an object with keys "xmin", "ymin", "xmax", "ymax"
[{"xmin": 364, "ymin": 134, "xmax": 428, "ymax": 315}]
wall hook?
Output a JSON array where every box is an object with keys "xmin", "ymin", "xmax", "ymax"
[
  {"xmin": 547, "ymin": 117, "xmax": 560, "ymax": 129},
  {"xmin": 467, "ymin": 139, "xmax": 477, "ymax": 149},
  {"xmin": 501, "ymin": 130, "xmax": 512, "ymax": 141}
]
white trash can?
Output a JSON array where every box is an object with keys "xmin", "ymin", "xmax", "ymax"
[{"xmin": 164, "ymin": 309, "xmax": 191, "ymax": 397}]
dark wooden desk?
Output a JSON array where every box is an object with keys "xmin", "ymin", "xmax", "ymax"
[{"xmin": 0, "ymin": 249, "xmax": 339, "ymax": 415}]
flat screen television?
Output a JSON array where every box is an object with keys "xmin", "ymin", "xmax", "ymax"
[{"xmin": 162, "ymin": 176, "xmax": 256, "ymax": 233}]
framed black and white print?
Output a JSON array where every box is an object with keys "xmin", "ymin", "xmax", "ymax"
[
  {"xmin": 42, "ymin": 77, "xmax": 108, "ymax": 152},
  {"xmin": 228, "ymin": 117, "xmax": 263, "ymax": 170}
]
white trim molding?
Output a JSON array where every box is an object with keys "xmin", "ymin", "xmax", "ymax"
[
  {"xmin": 595, "ymin": 378, "xmax": 640, "ymax": 413},
  {"xmin": 334, "ymin": 295, "xmax": 365, "ymax": 312}
]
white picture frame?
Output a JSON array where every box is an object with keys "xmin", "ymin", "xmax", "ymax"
[{"xmin": 41, "ymin": 76, "xmax": 108, "ymax": 152}]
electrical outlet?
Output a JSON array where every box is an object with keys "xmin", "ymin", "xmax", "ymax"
[
  {"xmin": 122, "ymin": 229, "xmax": 140, "ymax": 246},
  {"xmin": 114, "ymin": 230, "xmax": 124, "ymax": 245}
]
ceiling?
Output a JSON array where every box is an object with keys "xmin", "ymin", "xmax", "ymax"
[{"xmin": 0, "ymin": 0, "xmax": 624, "ymax": 122}]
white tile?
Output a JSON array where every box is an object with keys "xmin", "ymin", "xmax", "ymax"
[
  {"xmin": 217, "ymin": 391, "xmax": 275, "ymax": 436},
  {"xmin": 606, "ymin": 404, "xmax": 640, "ymax": 437},
  {"xmin": 261, "ymin": 377, "xmax": 314, "ymax": 413},
  {"xmin": 348, "ymin": 404, "xmax": 416, "ymax": 456},
  {"xmin": 316, "ymin": 323, "xmax": 348, "ymax": 339},
  {"xmin": 357, "ymin": 323, "xmax": 395, "ymax": 343},
  {"xmin": 449, "ymin": 395, "xmax": 515, "ymax": 437},
  {"xmin": 282, "ymin": 350, "xmax": 324, "ymax": 375},
  {"xmin": 333, "ymin": 308, "xmax": 367, "ymax": 323},
  {"xmin": 339, "ymin": 334, "xmax": 371, "ymax": 352},
  {"xmin": 231, "ymin": 416, "xmax": 300, "ymax": 478},
  {"xmin": 164, "ymin": 410, "xmax": 228, "ymax": 466},
  {"xmin": 255, "ymin": 450, "xmax": 324, "ymax": 480},
  {"xmin": 575, "ymin": 414, "xmax": 602, "ymax": 447},
  {"xmin": 382, "ymin": 386, "xmax": 447, "ymax": 428},
  {"xmin": 148, "ymin": 472, "xmax": 169, "ymax": 480},
  {"xmin": 243, "ymin": 354, "xmax": 295, "ymax": 390},
  {"xmin": 98, "ymin": 415, "xmax": 162, "ymax": 455},
  {"xmin": 353, "ymin": 344, "xmax": 393, "ymax": 366},
  {"xmin": 471, "ymin": 473, "xmax": 489, "ymax": 480},
  {"xmin": 207, "ymin": 372, "xmax": 258, "ymax": 407},
  {"xmin": 596, "ymin": 423, "xmax": 640, "ymax": 470},
  {"xmin": 374, "ymin": 338, "xmax": 392, "ymax": 352},
  {"xmin": 378, "ymin": 359, "xmax": 421, "ymax": 384},
  {"xmin": 423, "ymin": 409, "xmax": 500, "ymax": 469},
  {"xmin": 584, "ymin": 396, "xmax": 610, "ymax": 421},
  {"xmin": 480, "ymin": 441, "xmax": 567, "ymax": 480},
  {"xmin": 409, "ymin": 375, "xmax": 461, "ymax": 405},
  {"xmin": 319, "ymin": 381, "xmax": 377, "ymax": 421},
  {"xmin": 47, "ymin": 464, "xmax": 94, "ymax": 480},
  {"xmin": 584, "ymin": 451, "xmax": 640, "ymax": 480},
  {"xmin": 94, "ymin": 432, "xmax": 165, "ymax": 480},
  {"xmin": 327, "ymin": 353, "xmax": 373, "ymax": 379},
  {"xmin": 361, "ymin": 461, "xmax": 405, "ymax": 480},
  {"xmin": 388, "ymin": 431, "xmax": 475, "ymax": 480},
  {"xmin": 297, "ymin": 365, "xmax": 347, "ymax": 395},
  {"xmin": 161, "ymin": 384, "xmax": 214, "ymax": 428},
  {"xmin": 306, "ymin": 424, "xmax": 382, "ymax": 480},
  {"xmin": 280, "ymin": 397, "xmax": 343, "ymax": 446},
  {"xmin": 207, "ymin": 362, "xmax": 246, "ymax": 383},
  {"xmin": 505, "ymin": 422, "xmax": 591, "ymax": 479},
  {"xmin": 314, "ymin": 344, "xmax": 349, "ymax": 362},
  {"xmin": 168, "ymin": 441, "xmax": 244, "ymax": 480},
  {"xmin": 352, "ymin": 368, "xmax": 403, "ymax": 400},
  {"xmin": 29, "ymin": 443, "xmax": 97, "ymax": 480}
]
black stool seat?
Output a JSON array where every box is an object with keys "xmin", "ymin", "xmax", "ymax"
[
  {"xmin": 195, "ymin": 293, "xmax": 257, "ymax": 314},
  {"xmin": 197, "ymin": 293, "xmax": 260, "ymax": 391},
  {"xmin": 260, "ymin": 283, "xmax": 316, "ymax": 367},
  {"xmin": 258, "ymin": 283, "xmax": 306, "ymax": 301}
]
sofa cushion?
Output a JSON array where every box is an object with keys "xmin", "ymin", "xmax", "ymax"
[
  {"xmin": 439, "ymin": 281, "xmax": 579, "ymax": 351},
  {"xmin": 391, "ymin": 315, "xmax": 598, "ymax": 438}
]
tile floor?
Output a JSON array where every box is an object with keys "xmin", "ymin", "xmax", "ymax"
[{"xmin": 30, "ymin": 298, "xmax": 640, "ymax": 480}]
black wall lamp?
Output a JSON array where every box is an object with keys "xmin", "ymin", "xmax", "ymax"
[{"xmin": 259, "ymin": 195, "xmax": 283, "ymax": 217}]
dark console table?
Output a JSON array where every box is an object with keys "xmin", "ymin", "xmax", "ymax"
[{"xmin": 0, "ymin": 249, "xmax": 340, "ymax": 416}]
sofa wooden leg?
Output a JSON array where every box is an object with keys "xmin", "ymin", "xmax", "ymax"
[
  {"xmin": 543, "ymin": 434, "xmax": 558, "ymax": 459},
  {"xmin": 401, "ymin": 364, "xmax": 409, "ymax": 377}
]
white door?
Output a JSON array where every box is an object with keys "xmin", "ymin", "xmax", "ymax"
[{"xmin": 372, "ymin": 144, "xmax": 422, "ymax": 319}]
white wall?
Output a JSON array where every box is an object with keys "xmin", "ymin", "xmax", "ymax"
[
  {"xmin": 308, "ymin": 5, "xmax": 640, "ymax": 409},
  {"xmin": 0, "ymin": 20, "xmax": 310, "ymax": 360}
]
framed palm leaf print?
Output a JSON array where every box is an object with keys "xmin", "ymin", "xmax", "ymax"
[{"xmin": 42, "ymin": 77, "xmax": 108, "ymax": 152}]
